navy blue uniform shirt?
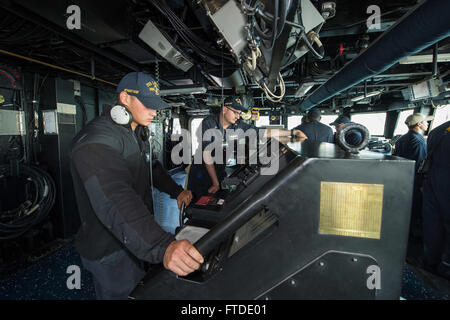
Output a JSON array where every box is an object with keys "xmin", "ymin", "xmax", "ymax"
[
  {"xmin": 195, "ymin": 111, "xmax": 264, "ymax": 167},
  {"xmin": 424, "ymin": 120, "xmax": 450, "ymax": 196},
  {"xmin": 421, "ymin": 121, "xmax": 450, "ymax": 271},
  {"xmin": 294, "ymin": 120, "xmax": 334, "ymax": 143},
  {"xmin": 189, "ymin": 111, "xmax": 264, "ymax": 198},
  {"xmin": 393, "ymin": 130, "xmax": 427, "ymax": 172}
]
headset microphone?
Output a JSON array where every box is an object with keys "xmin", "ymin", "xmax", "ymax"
[{"xmin": 141, "ymin": 126, "xmax": 150, "ymax": 141}]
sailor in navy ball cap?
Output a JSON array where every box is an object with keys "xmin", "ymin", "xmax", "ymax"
[
  {"xmin": 109, "ymin": 72, "xmax": 173, "ymax": 130},
  {"xmin": 116, "ymin": 72, "xmax": 169, "ymax": 110},
  {"xmin": 69, "ymin": 71, "xmax": 203, "ymax": 299},
  {"xmin": 329, "ymin": 115, "xmax": 363, "ymax": 146},
  {"xmin": 393, "ymin": 113, "xmax": 433, "ymax": 243},
  {"xmin": 188, "ymin": 95, "xmax": 307, "ymax": 200},
  {"xmin": 292, "ymin": 108, "xmax": 334, "ymax": 143},
  {"xmin": 329, "ymin": 115, "xmax": 351, "ymax": 127},
  {"xmin": 223, "ymin": 96, "xmax": 247, "ymax": 112}
]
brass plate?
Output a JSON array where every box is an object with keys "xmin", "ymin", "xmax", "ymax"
[{"xmin": 319, "ymin": 182, "xmax": 384, "ymax": 239}]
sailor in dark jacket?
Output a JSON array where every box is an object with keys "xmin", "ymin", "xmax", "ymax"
[
  {"xmin": 393, "ymin": 113, "xmax": 432, "ymax": 240},
  {"xmin": 70, "ymin": 72, "xmax": 203, "ymax": 299},
  {"xmin": 421, "ymin": 120, "xmax": 450, "ymax": 280},
  {"xmin": 188, "ymin": 96, "xmax": 307, "ymax": 200},
  {"xmin": 329, "ymin": 115, "xmax": 363, "ymax": 146},
  {"xmin": 393, "ymin": 113, "xmax": 431, "ymax": 172},
  {"xmin": 293, "ymin": 109, "xmax": 334, "ymax": 143}
]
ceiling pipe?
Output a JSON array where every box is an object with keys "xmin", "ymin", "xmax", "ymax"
[{"xmin": 299, "ymin": 0, "xmax": 450, "ymax": 111}]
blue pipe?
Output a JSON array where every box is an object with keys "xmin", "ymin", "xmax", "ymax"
[{"xmin": 299, "ymin": 0, "xmax": 450, "ymax": 111}]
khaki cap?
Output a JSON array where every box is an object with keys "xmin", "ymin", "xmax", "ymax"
[{"xmin": 405, "ymin": 113, "xmax": 433, "ymax": 126}]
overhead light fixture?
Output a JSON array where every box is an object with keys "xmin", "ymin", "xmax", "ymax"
[
  {"xmin": 399, "ymin": 53, "xmax": 450, "ymax": 64},
  {"xmin": 294, "ymin": 82, "xmax": 315, "ymax": 98},
  {"xmin": 160, "ymin": 86, "xmax": 207, "ymax": 96},
  {"xmin": 351, "ymin": 90, "xmax": 382, "ymax": 102},
  {"xmin": 139, "ymin": 20, "xmax": 193, "ymax": 72},
  {"xmin": 410, "ymin": 79, "xmax": 441, "ymax": 101}
]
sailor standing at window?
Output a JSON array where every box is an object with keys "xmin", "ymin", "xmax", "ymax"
[
  {"xmin": 393, "ymin": 113, "xmax": 433, "ymax": 240},
  {"xmin": 421, "ymin": 120, "xmax": 450, "ymax": 280}
]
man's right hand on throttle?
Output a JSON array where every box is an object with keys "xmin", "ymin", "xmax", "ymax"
[{"xmin": 163, "ymin": 240, "xmax": 204, "ymax": 276}]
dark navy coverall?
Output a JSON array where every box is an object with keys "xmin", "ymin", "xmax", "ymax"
[
  {"xmin": 294, "ymin": 120, "xmax": 334, "ymax": 143},
  {"xmin": 188, "ymin": 112, "xmax": 263, "ymax": 200},
  {"xmin": 70, "ymin": 112, "xmax": 183, "ymax": 299},
  {"xmin": 393, "ymin": 129, "xmax": 427, "ymax": 237},
  {"xmin": 393, "ymin": 130, "xmax": 427, "ymax": 172},
  {"xmin": 422, "ymin": 121, "xmax": 450, "ymax": 279}
]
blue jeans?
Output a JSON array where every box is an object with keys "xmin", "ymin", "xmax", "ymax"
[{"xmin": 80, "ymin": 250, "xmax": 146, "ymax": 300}]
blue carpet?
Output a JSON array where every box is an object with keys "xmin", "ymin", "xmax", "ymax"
[
  {"xmin": 401, "ymin": 264, "xmax": 449, "ymax": 300},
  {"xmin": 0, "ymin": 240, "xmax": 448, "ymax": 300},
  {"xmin": 0, "ymin": 241, "xmax": 95, "ymax": 300}
]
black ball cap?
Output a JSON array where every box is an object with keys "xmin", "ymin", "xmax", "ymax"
[
  {"xmin": 330, "ymin": 115, "xmax": 350, "ymax": 126},
  {"xmin": 306, "ymin": 108, "xmax": 321, "ymax": 118},
  {"xmin": 116, "ymin": 72, "xmax": 169, "ymax": 110}
]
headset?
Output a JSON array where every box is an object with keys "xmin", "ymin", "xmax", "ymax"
[
  {"xmin": 110, "ymin": 104, "xmax": 133, "ymax": 126},
  {"xmin": 110, "ymin": 104, "xmax": 151, "ymax": 142}
]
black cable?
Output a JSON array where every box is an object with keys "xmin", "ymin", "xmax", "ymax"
[
  {"xmin": 255, "ymin": 2, "xmax": 298, "ymax": 52},
  {"xmin": 253, "ymin": 0, "xmax": 281, "ymax": 49},
  {"xmin": 0, "ymin": 164, "xmax": 55, "ymax": 240},
  {"xmin": 301, "ymin": 32, "xmax": 324, "ymax": 59},
  {"xmin": 322, "ymin": 8, "xmax": 406, "ymax": 32},
  {"xmin": 281, "ymin": 32, "xmax": 303, "ymax": 69},
  {"xmin": 263, "ymin": 6, "xmax": 324, "ymax": 60},
  {"xmin": 242, "ymin": 0, "xmax": 259, "ymax": 9},
  {"xmin": 253, "ymin": 16, "xmax": 274, "ymax": 40},
  {"xmin": 149, "ymin": 0, "xmax": 235, "ymax": 65},
  {"xmin": 270, "ymin": 0, "xmax": 280, "ymax": 49},
  {"xmin": 276, "ymin": 0, "xmax": 288, "ymax": 39}
]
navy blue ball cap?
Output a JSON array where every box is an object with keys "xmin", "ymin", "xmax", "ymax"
[
  {"xmin": 116, "ymin": 72, "xmax": 169, "ymax": 110},
  {"xmin": 306, "ymin": 108, "xmax": 321, "ymax": 118},
  {"xmin": 330, "ymin": 115, "xmax": 350, "ymax": 126},
  {"xmin": 223, "ymin": 96, "xmax": 246, "ymax": 111}
]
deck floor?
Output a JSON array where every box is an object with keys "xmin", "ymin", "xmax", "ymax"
[{"xmin": 0, "ymin": 239, "xmax": 448, "ymax": 300}]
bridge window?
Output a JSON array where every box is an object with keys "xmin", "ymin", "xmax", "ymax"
[
  {"xmin": 287, "ymin": 115, "xmax": 338, "ymax": 130},
  {"xmin": 351, "ymin": 112, "xmax": 387, "ymax": 136},
  {"xmin": 394, "ymin": 110, "xmax": 414, "ymax": 136},
  {"xmin": 287, "ymin": 115, "xmax": 303, "ymax": 129},
  {"xmin": 318, "ymin": 115, "xmax": 342, "ymax": 131},
  {"xmin": 431, "ymin": 104, "xmax": 450, "ymax": 129},
  {"xmin": 255, "ymin": 116, "xmax": 270, "ymax": 127},
  {"xmin": 190, "ymin": 117, "xmax": 204, "ymax": 156}
]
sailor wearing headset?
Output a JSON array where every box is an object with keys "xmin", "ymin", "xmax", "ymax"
[{"xmin": 70, "ymin": 72, "xmax": 203, "ymax": 299}]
